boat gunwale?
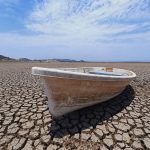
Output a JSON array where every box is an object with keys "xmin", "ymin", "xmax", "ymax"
[{"xmin": 32, "ymin": 67, "xmax": 136, "ymax": 81}]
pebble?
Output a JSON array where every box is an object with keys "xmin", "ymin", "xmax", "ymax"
[
  {"xmin": 133, "ymin": 128, "xmax": 145, "ymax": 137},
  {"xmin": 103, "ymin": 135, "xmax": 113, "ymax": 147},
  {"xmin": 143, "ymin": 138, "xmax": 150, "ymax": 149},
  {"xmin": 132, "ymin": 140, "xmax": 143, "ymax": 149},
  {"xmin": 90, "ymin": 133, "xmax": 100, "ymax": 142}
]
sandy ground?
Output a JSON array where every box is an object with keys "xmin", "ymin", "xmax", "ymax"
[{"xmin": 0, "ymin": 62, "xmax": 150, "ymax": 150}]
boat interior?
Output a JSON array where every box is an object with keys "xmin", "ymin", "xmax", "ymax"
[{"xmin": 59, "ymin": 67, "xmax": 132, "ymax": 76}]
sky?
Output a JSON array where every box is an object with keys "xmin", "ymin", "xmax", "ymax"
[{"xmin": 0, "ymin": 0, "xmax": 150, "ymax": 61}]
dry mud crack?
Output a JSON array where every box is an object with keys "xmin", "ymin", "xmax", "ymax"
[{"xmin": 0, "ymin": 62, "xmax": 150, "ymax": 150}]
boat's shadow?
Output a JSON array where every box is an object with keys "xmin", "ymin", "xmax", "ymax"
[{"xmin": 49, "ymin": 85, "xmax": 135, "ymax": 138}]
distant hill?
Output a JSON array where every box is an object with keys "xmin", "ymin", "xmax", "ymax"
[
  {"xmin": 0, "ymin": 55, "xmax": 15, "ymax": 61},
  {"xmin": 0, "ymin": 55, "xmax": 85, "ymax": 62},
  {"xmin": 33, "ymin": 58, "xmax": 85, "ymax": 62},
  {"xmin": 19, "ymin": 58, "xmax": 31, "ymax": 61},
  {"xmin": 52, "ymin": 58, "xmax": 85, "ymax": 62}
]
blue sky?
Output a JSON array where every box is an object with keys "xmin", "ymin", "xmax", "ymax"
[{"xmin": 0, "ymin": 0, "xmax": 150, "ymax": 61}]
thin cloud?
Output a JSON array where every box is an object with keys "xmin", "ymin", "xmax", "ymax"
[{"xmin": 26, "ymin": 0, "xmax": 150, "ymax": 42}]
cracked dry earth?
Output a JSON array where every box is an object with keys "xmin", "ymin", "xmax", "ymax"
[{"xmin": 0, "ymin": 62, "xmax": 150, "ymax": 150}]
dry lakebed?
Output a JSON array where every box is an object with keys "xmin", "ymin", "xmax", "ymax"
[{"xmin": 0, "ymin": 62, "xmax": 150, "ymax": 150}]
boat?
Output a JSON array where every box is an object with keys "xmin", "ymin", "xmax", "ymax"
[{"xmin": 32, "ymin": 67, "xmax": 136, "ymax": 117}]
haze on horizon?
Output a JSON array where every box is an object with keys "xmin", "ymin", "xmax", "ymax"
[{"xmin": 0, "ymin": 0, "xmax": 150, "ymax": 62}]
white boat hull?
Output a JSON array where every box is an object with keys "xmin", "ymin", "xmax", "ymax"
[{"xmin": 32, "ymin": 67, "xmax": 136, "ymax": 117}]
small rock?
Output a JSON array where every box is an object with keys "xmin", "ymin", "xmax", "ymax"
[
  {"xmin": 0, "ymin": 135, "xmax": 13, "ymax": 145},
  {"xmin": 132, "ymin": 140, "xmax": 143, "ymax": 149},
  {"xmin": 41, "ymin": 135, "xmax": 51, "ymax": 144},
  {"xmin": 118, "ymin": 142, "xmax": 125, "ymax": 148},
  {"xmin": 114, "ymin": 123, "xmax": 130, "ymax": 132},
  {"xmin": 29, "ymin": 131, "xmax": 40, "ymax": 139},
  {"xmin": 34, "ymin": 139, "xmax": 40, "ymax": 147},
  {"xmin": 18, "ymin": 129, "xmax": 29, "ymax": 136},
  {"xmin": 22, "ymin": 139, "xmax": 33, "ymax": 150},
  {"xmin": 97, "ymin": 124, "xmax": 109, "ymax": 134},
  {"xmin": 43, "ymin": 116, "xmax": 52, "ymax": 124},
  {"xmin": 23, "ymin": 121, "xmax": 34, "ymax": 129},
  {"xmin": 127, "ymin": 119, "xmax": 134, "ymax": 125},
  {"xmin": 122, "ymin": 133, "xmax": 130, "ymax": 143},
  {"xmin": 103, "ymin": 136, "xmax": 113, "ymax": 147},
  {"xmin": 144, "ymin": 128, "xmax": 150, "ymax": 134},
  {"xmin": 73, "ymin": 133, "xmax": 80, "ymax": 139},
  {"xmin": 133, "ymin": 128, "xmax": 144, "ymax": 136},
  {"xmin": 91, "ymin": 133, "xmax": 100, "ymax": 142},
  {"xmin": 7, "ymin": 137, "xmax": 26, "ymax": 150},
  {"xmin": 7, "ymin": 123, "xmax": 19, "ymax": 134},
  {"xmin": 3, "ymin": 119, "xmax": 12, "ymax": 125},
  {"xmin": 113, "ymin": 145, "xmax": 121, "ymax": 150},
  {"xmin": 101, "ymin": 144, "xmax": 109, "ymax": 150},
  {"xmin": 19, "ymin": 118, "xmax": 28, "ymax": 123},
  {"xmin": 94, "ymin": 128, "xmax": 103, "ymax": 137},
  {"xmin": 37, "ymin": 119, "xmax": 43, "ymax": 125},
  {"xmin": 81, "ymin": 132, "xmax": 91, "ymax": 141},
  {"xmin": 143, "ymin": 138, "xmax": 150, "ymax": 149},
  {"xmin": 36, "ymin": 144, "xmax": 45, "ymax": 150},
  {"xmin": 114, "ymin": 134, "xmax": 122, "ymax": 142},
  {"xmin": 53, "ymin": 137, "xmax": 64, "ymax": 144},
  {"xmin": 47, "ymin": 144, "xmax": 58, "ymax": 150},
  {"xmin": 7, "ymin": 138, "xmax": 19, "ymax": 150},
  {"xmin": 13, "ymin": 138, "xmax": 26, "ymax": 150}
]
